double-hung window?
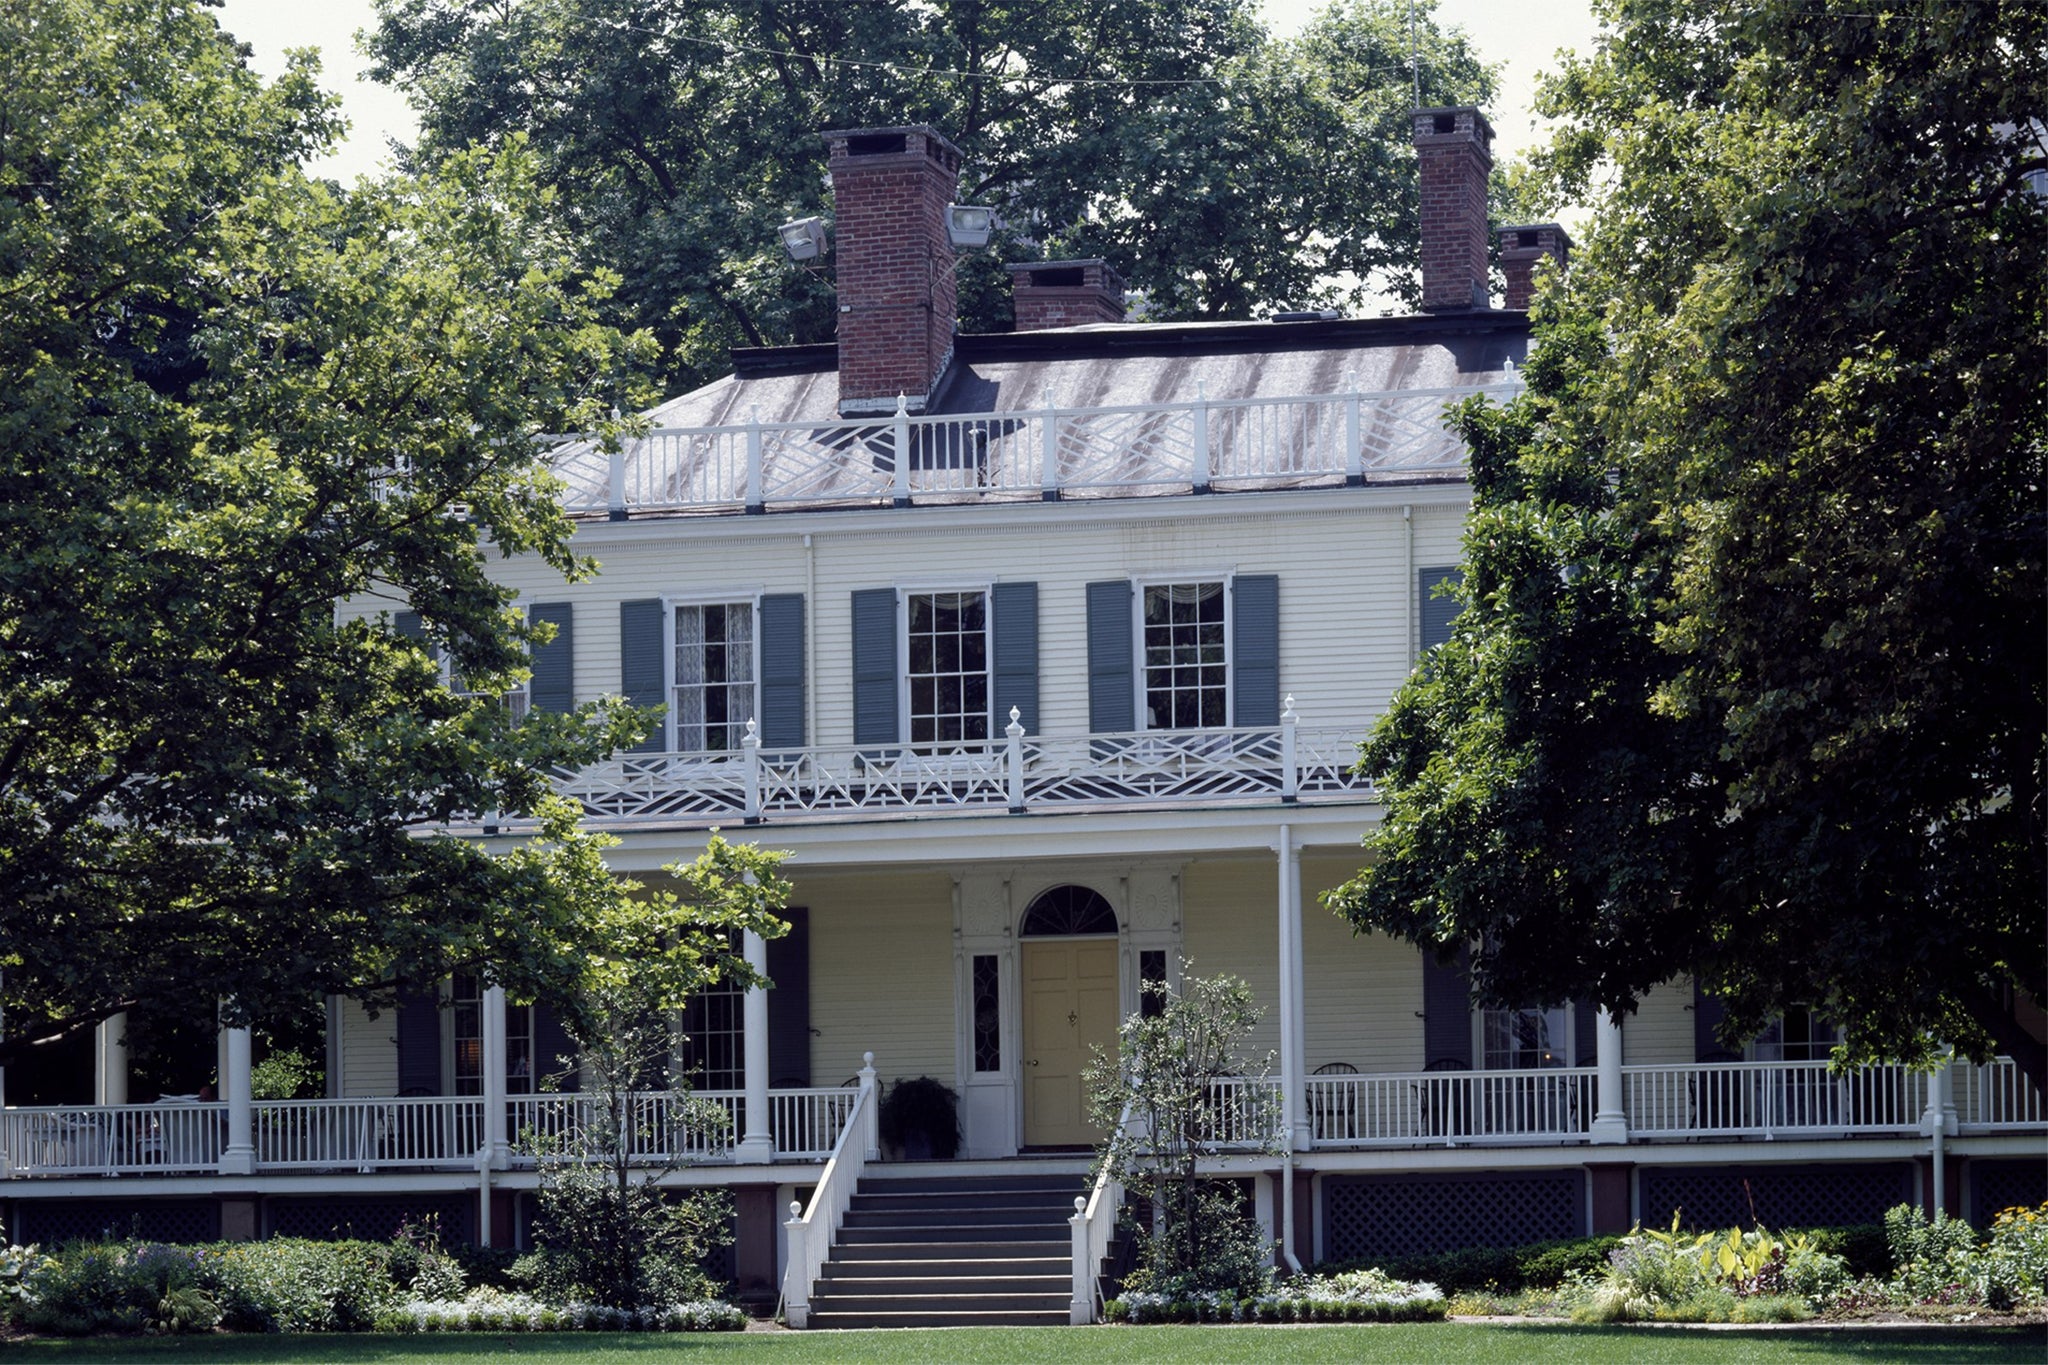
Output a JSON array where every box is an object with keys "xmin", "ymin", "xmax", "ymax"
[
  {"xmin": 1481, "ymin": 1006, "xmax": 1569, "ymax": 1070},
  {"xmin": 904, "ymin": 590, "xmax": 989, "ymax": 747},
  {"xmin": 672, "ymin": 601, "xmax": 756, "ymax": 752},
  {"xmin": 1140, "ymin": 580, "xmax": 1229, "ymax": 730},
  {"xmin": 450, "ymin": 973, "xmax": 535, "ymax": 1096}
]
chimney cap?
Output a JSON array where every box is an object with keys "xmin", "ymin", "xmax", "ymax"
[
  {"xmin": 821, "ymin": 124, "xmax": 964, "ymax": 162},
  {"xmin": 1500, "ymin": 222, "xmax": 1574, "ymax": 252},
  {"xmin": 1412, "ymin": 105, "xmax": 1496, "ymax": 146}
]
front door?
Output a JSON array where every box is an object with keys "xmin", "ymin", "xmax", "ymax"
[{"xmin": 1022, "ymin": 938, "xmax": 1119, "ymax": 1146}]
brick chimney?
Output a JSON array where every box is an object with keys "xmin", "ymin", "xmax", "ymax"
[
  {"xmin": 1413, "ymin": 106, "xmax": 1495, "ymax": 312},
  {"xmin": 1007, "ymin": 259, "xmax": 1126, "ymax": 330},
  {"xmin": 1500, "ymin": 224, "xmax": 1571, "ymax": 310},
  {"xmin": 823, "ymin": 125, "xmax": 963, "ymax": 416}
]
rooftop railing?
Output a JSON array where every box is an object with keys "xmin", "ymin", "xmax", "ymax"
[{"xmin": 547, "ymin": 383, "xmax": 1518, "ymax": 517}]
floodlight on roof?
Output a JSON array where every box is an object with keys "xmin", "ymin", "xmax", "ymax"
[
  {"xmin": 778, "ymin": 216, "xmax": 828, "ymax": 263},
  {"xmin": 946, "ymin": 204, "xmax": 995, "ymax": 249}
]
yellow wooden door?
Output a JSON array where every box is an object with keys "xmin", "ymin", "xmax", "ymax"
[{"xmin": 1022, "ymin": 938, "xmax": 1120, "ymax": 1146}]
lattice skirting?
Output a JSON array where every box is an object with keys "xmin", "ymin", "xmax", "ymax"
[
  {"xmin": 267, "ymin": 1193, "xmax": 476, "ymax": 1244},
  {"xmin": 1323, "ymin": 1170, "xmax": 1584, "ymax": 1260},
  {"xmin": 1971, "ymin": 1159, "xmax": 2048, "ymax": 1226},
  {"xmin": 10, "ymin": 1198, "xmax": 220, "ymax": 1246},
  {"xmin": 1639, "ymin": 1163, "xmax": 1912, "ymax": 1231}
]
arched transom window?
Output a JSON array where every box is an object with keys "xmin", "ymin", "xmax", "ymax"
[{"xmin": 1019, "ymin": 885, "xmax": 1118, "ymax": 937}]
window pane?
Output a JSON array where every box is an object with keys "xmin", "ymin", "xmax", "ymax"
[{"xmin": 1142, "ymin": 581, "xmax": 1228, "ymax": 731}]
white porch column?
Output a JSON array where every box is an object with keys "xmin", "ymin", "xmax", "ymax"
[
  {"xmin": 1590, "ymin": 1007, "xmax": 1629, "ymax": 1144},
  {"xmin": 1276, "ymin": 825, "xmax": 1308, "ymax": 1150},
  {"xmin": 735, "ymin": 927, "xmax": 775, "ymax": 1163},
  {"xmin": 94, "ymin": 1012, "xmax": 129, "ymax": 1107},
  {"xmin": 220, "ymin": 1023, "xmax": 256, "ymax": 1174},
  {"xmin": 481, "ymin": 986, "xmax": 511, "ymax": 1169}
]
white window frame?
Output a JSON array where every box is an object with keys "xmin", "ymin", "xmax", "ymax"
[
  {"xmin": 1132, "ymin": 572, "xmax": 1235, "ymax": 732},
  {"xmin": 896, "ymin": 582, "xmax": 995, "ymax": 750},
  {"xmin": 446, "ymin": 974, "xmax": 536, "ymax": 1097},
  {"xmin": 1749, "ymin": 1006, "xmax": 1840, "ymax": 1063},
  {"xmin": 1476, "ymin": 1005, "xmax": 1572, "ymax": 1071},
  {"xmin": 663, "ymin": 591, "xmax": 763, "ymax": 755}
]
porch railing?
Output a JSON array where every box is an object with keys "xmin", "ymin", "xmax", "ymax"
[
  {"xmin": 257, "ymin": 1097, "xmax": 484, "ymax": 1170},
  {"xmin": 1306, "ymin": 1069, "xmax": 1597, "ymax": 1147},
  {"xmin": 1623, "ymin": 1061, "xmax": 1925, "ymax": 1139},
  {"xmin": 553, "ymin": 712, "xmax": 1374, "ymax": 829},
  {"xmin": 0, "ymin": 1101, "xmax": 227, "ymax": 1176},
  {"xmin": 782, "ymin": 1054, "xmax": 879, "ymax": 1330},
  {"xmin": 547, "ymin": 384, "xmax": 1515, "ymax": 519}
]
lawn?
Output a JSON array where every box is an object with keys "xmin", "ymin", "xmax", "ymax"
[{"xmin": 10, "ymin": 1324, "xmax": 2045, "ymax": 1364}]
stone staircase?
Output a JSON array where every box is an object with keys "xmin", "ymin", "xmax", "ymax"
[{"xmin": 801, "ymin": 1171, "xmax": 1086, "ymax": 1328}]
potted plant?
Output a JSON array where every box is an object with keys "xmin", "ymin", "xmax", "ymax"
[{"xmin": 878, "ymin": 1076, "xmax": 960, "ymax": 1160}]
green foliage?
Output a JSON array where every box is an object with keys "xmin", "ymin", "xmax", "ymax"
[
  {"xmin": 1330, "ymin": 0, "xmax": 2048, "ymax": 1089},
  {"xmin": 17, "ymin": 1239, "xmax": 412, "ymax": 1336},
  {"xmin": 1572, "ymin": 1213, "xmax": 1849, "ymax": 1323},
  {"xmin": 1088, "ymin": 971, "xmax": 1275, "ymax": 1298},
  {"xmin": 878, "ymin": 1076, "xmax": 961, "ymax": 1160},
  {"xmin": 0, "ymin": 0, "xmax": 734, "ymax": 1073},
  {"xmin": 249, "ymin": 1048, "xmax": 324, "ymax": 1103},
  {"xmin": 1885, "ymin": 1204, "xmax": 1981, "ymax": 1303},
  {"xmin": 364, "ymin": 0, "xmax": 1501, "ymax": 389},
  {"xmin": 375, "ymin": 1287, "xmax": 743, "ymax": 1332},
  {"xmin": 1317, "ymin": 1236, "xmax": 1622, "ymax": 1294}
]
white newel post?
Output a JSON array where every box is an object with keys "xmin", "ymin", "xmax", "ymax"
[
  {"xmin": 892, "ymin": 394, "xmax": 912, "ymax": 506},
  {"xmin": 1279, "ymin": 695, "xmax": 1298, "ymax": 803},
  {"xmin": 1040, "ymin": 386, "xmax": 1061, "ymax": 500},
  {"xmin": 482, "ymin": 986, "xmax": 510, "ymax": 1169},
  {"xmin": 94, "ymin": 1012, "xmax": 129, "ymax": 1107},
  {"xmin": 221, "ymin": 1023, "xmax": 256, "ymax": 1175},
  {"xmin": 1005, "ymin": 707, "xmax": 1027, "ymax": 812},
  {"xmin": 1343, "ymin": 371, "xmax": 1364, "ymax": 484},
  {"xmin": 1590, "ymin": 1007, "xmax": 1629, "ymax": 1144},
  {"xmin": 784, "ymin": 1200, "xmax": 810, "ymax": 1327},
  {"xmin": 1276, "ymin": 826, "xmax": 1307, "ymax": 1150},
  {"xmin": 859, "ymin": 1051, "xmax": 880, "ymax": 1160},
  {"xmin": 745, "ymin": 406, "xmax": 765, "ymax": 512},
  {"xmin": 1069, "ymin": 1196, "xmax": 1092, "ymax": 1324},
  {"xmin": 742, "ymin": 720, "xmax": 762, "ymax": 823},
  {"xmin": 736, "ymin": 926, "xmax": 774, "ymax": 1163},
  {"xmin": 1192, "ymin": 380, "xmax": 1211, "ymax": 494}
]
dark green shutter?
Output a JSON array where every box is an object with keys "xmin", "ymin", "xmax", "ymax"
[
  {"xmin": 529, "ymin": 603, "xmax": 574, "ymax": 714},
  {"xmin": 1231, "ymin": 574, "xmax": 1279, "ymax": 726},
  {"xmin": 1418, "ymin": 566, "xmax": 1463, "ymax": 653},
  {"xmin": 758, "ymin": 593, "xmax": 806, "ymax": 749},
  {"xmin": 1693, "ymin": 979, "xmax": 1733, "ymax": 1061},
  {"xmin": 1574, "ymin": 1000, "xmax": 1601, "ymax": 1066},
  {"xmin": 619, "ymin": 598, "xmax": 666, "ymax": 754},
  {"xmin": 395, "ymin": 990, "xmax": 442, "ymax": 1095},
  {"xmin": 766, "ymin": 907, "xmax": 811, "ymax": 1087},
  {"xmin": 991, "ymin": 581, "xmax": 1039, "ymax": 736},
  {"xmin": 1421, "ymin": 946, "xmax": 1472, "ymax": 1069},
  {"xmin": 1086, "ymin": 580, "xmax": 1134, "ymax": 733},
  {"xmin": 533, "ymin": 1002, "xmax": 579, "ymax": 1092},
  {"xmin": 851, "ymin": 588, "xmax": 899, "ymax": 746}
]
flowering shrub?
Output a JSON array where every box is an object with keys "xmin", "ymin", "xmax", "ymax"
[
  {"xmin": 0, "ymin": 1242, "xmax": 52, "ymax": 1324},
  {"xmin": 1571, "ymin": 1215, "xmax": 1844, "ymax": 1323},
  {"xmin": 375, "ymin": 1287, "xmax": 743, "ymax": 1332},
  {"xmin": 1104, "ymin": 1268, "xmax": 1446, "ymax": 1324},
  {"xmin": 1884, "ymin": 1202, "xmax": 2048, "ymax": 1312}
]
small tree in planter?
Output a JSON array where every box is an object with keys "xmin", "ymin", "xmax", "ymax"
[
  {"xmin": 879, "ymin": 1076, "xmax": 960, "ymax": 1160},
  {"xmin": 1086, "ymin": 970, "xmax": 1278, "ymax": 1300}
]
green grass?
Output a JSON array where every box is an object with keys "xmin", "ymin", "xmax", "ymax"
[{"xmin": 9, "ymin": 1324, "xmax": 2045, "ymax": 1365}]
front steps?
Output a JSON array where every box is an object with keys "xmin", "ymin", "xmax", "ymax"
[{"xmin": 801, "ymin": 1171, "xmax": 1087, "ymax": 1328}]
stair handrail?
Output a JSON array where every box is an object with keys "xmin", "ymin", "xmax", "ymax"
[
  {"xmin": 1070, "ymin": 1097, "xmax": 1133, "ymax": 1324},
  {"xmin": 780, "ymin": 1051, "xmax": 877, "ymax": 1329}
]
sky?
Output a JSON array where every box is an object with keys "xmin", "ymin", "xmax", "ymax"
[{"xmin": 213, "ymin": 0, "xmax": 1600, "ymax": 183}]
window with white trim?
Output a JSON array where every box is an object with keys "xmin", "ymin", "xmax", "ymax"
[
  {"xmin": 1752, "ymin": 1006, "xmax": 1837, "ymax": 1062},
  {"xmin": 450, "ymin": 973, "xmax": 535, "ymax": 1096},
  {"xmin": 438, "ymin": 646, "xmax": 530, "ymax": 721},
  {"xmin": 680, "ymin": 967, "xmax": 745, "ymax": 1091},
  {"xmin": 673, "ymin": 602, "xmax": 755, "ymax": 752},
  {"xmin": 1141, "ymin": 580, "xmax": 1228, "ymax": 729},
  {"xmin": 905, "ymin": 590, "xmax": 989, "ymax": 746},
  {"xmin": 1481, "ymin": 1006, "xmax": 1568, "ymax": 1070}
]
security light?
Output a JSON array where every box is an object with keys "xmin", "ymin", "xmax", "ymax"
[
  {"xmin": 946, "ymin": 204, "xmax": 995, "ymax": 249},
  {"xmin": 778, "ymin": 216, "xmax": 828, "ymax": 263}
]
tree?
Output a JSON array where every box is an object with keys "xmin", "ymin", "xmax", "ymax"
[
  {"xmin": 1329, "ymin": 0, "xmax": 2046, "ymax": 1090},
  {"xmin": 0, "ymin": 0, "xmax": 701, "ymax": 1069},
  {"xmin": 524, "ymin": 839, "xmax": 790, "ymax": 1309},
  {"xmin": 363, "ymin": 0, "xmax": 1496, "ymax": 388},
  {"xmin": 1086, "ymin": 971, "xmax": 1275, "ymax": 1298}
]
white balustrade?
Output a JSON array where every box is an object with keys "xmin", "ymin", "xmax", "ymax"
[
  {"xmin": 1072, "ymin": 1103, "xmax": 1131, "ymax": 1324},
  {"xmin": 546, "ymin": 385, "xmax": 1515, "ymax": 518},
  {"xmin": 1622, "ymin": 1060, "xmax": 1927, "ymax": 1138},
  {"xmin": 1304, "ymin": 1069, "xmax": 1596, "ymax": 1147},
  {"xmin": 0, "ymin": 1102, "xmax": 227, "ymax": 1175},
  {"xmin": 783, "ymin": 1055, "xmax": 877, "ymax": 1329},
  {"xmin": 546, "ymin": 725, "xmax": 1374, "ymax": 829}
]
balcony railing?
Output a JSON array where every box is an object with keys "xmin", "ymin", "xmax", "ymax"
[
  {"xmin": 1, "ymin": 1086, "xmax": 858, "ymax": 1180},
  {"xmin": 548, "ymin": 384, "xmax": 1516, "ymax": 518},
  {"xmin": 553, "ymin": 714, "xmax": 1374, "ymax": 829},
  {"xmin": 2, "ymin": 1060, "xmax": 2035, "ymax": 1178}
]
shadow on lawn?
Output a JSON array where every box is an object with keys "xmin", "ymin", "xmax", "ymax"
[{"xmin": 1484, "ymin": 1323, "xmax": 2048, "ymax": 1364}]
